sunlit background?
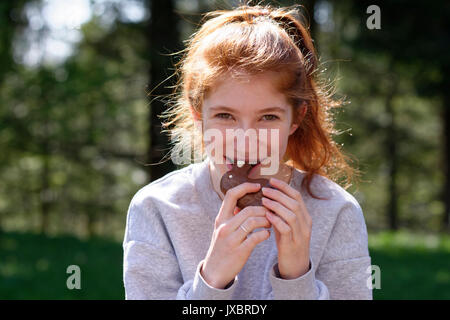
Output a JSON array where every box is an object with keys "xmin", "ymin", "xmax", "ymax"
[{"xmin": 1, "ymin": 0, "xmax": 449, "ymax": 299}]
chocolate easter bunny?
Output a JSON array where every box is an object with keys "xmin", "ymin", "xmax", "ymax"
[{"xmin": 220, "ymin": 163, "xmax": 275, "ymax": 209}]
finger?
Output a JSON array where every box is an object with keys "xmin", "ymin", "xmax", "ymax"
[
  {"xmin": 262, "ymin": 197, "xmax": 301, "ymax": 237},
  {"xmin": 239, "ymin": 229, "xmax": 271, "ymax": 254},
  {"xmin": 267, "ymin": 177, "xmax": 309, "ymax": 225},
  {"xmin": 269, "ymin": 177, "xmax": 304, "ymax": 205},
  {"xmin": 265, "ymin": 210, "xmax": 292, "ymax": 240},
  {"xmin": 261, "ymin": 186, "xmax": 298, "ymax": 212},
  {"xmin": 216, "ymin": 182, "xmax": 261, "ymax": 227},
  {"xmin": 228, "ymin": 206, "xmax": 269, "ymax": 231},
  {"xmin": 229, "ymin": 216, "xmax": 271, "ymax": 245}
]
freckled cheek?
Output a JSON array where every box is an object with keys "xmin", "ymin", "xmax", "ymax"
[
  {"xmin": 201, "ymin": 122, "xmax": 227, "ymax": 162},
  {"xmin": 265, "ymin": 127, "xmax": 290, "ymax": 155}
]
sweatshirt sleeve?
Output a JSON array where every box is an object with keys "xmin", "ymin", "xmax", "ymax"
[
  {"xmin": 122, "ymin": 191, "xmax": 239, "ymax": 300},
  {"xmin": 269, "ymin": 259, "xmax": 330, "ymax": 299},
  {"xmin": 269, "ymin": 200, "xmax": 372, "ymax": 300},
  {"xmin": 315, "ymin": 201, "xmax": 373, "ymax": 300}
]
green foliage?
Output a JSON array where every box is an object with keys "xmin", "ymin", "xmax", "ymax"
[
  {"xmin": 314, "ymin": 0, "xmax": 445, "ymax": 232},
  {"xmin": 0, "ymin": 1, "xmax": 149, "ymax": 239}
]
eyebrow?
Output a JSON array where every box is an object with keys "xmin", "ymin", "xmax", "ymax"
[{"xmin": 209, "ymin": 105, "xmax": 286, "ymax": 114}]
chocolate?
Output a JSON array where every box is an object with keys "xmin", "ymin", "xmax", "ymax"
[{"xmin": 220, "ymin": 163, "xmax": 275, "ymax": 209}]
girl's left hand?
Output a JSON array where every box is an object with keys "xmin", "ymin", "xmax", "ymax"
[{"xmin": 261, "ymin": 177, "xmax": 312, "ymax": 280}]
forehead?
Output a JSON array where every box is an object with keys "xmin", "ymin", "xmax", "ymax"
[{"xmin": 203, "ymin": 71, "xmax": 290, "ymax": 112}]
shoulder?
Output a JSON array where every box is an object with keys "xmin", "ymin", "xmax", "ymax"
[
  {"xmin": 294, "ymin": 169, "xmax": 366, "ymax": 226},
  {"xmin": 309, "ymin": 173, "xmax": 368, "ymax": 244},
  {"xmin": 312, "ymin": 173, "xmax": 362, "ymax": 211},
  {"xmin": 128, "ymin": 162, "xmax": 199, "ymax": 220},
  {"xmin": 129, "ymin": 163, "xmax": 197, "ymax": 210},
  {"xmin": 124, "ymin": 162, "xmax": 199, "ymax": 245}
]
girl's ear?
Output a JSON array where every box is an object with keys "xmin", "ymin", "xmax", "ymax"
[
  {"xmin": 289, "ymin": 122, "xmax": 299, "ymax": 136},
  {"xmin": 289, "ymin": 101, "xmax": 307, "ymax": 135},
  {"xmin": 190, "ymin": 105, "xmax": 201, "ymax": 121},
  {"xmin": 299, "ymin": 101, "xmax": 307, "ymax": 121}
]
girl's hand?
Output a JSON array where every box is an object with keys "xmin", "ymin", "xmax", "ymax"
[
  {"xmin": 201, "ymin": 182, "xmax": 272, "ymax": 289},
  {"xmin": 261, "ymin": 177, "xmax": 312, "ymax": 280}
]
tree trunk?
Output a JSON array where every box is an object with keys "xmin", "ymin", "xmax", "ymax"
[
  {"xmin": 146, "ymin": 0, "xmax": 180, "ymax": 182},
  {"xmin": 40, "ymin": 149, "xmax": 50, "ymax": 235},
  {"xmin": 443, "ymin": 91, "xmax": 450, "ymax": 232},
  {"xmin": 386, "ymin": 70, "xmax": 399, "ymax": 230},
  {"xmin": 303, "ymin": 0, "xmax": 317, "ymax": 42},
  {"xmin": 86, "ymin": 213, "xmax": 95, "ymax": 239},
  {"xmin": 40, "ymin": 97, "xmax": 51, "ymax": 235}
]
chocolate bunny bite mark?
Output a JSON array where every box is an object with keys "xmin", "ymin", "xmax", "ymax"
[{"xmin": 220, "ymin": 163, "xmax": 275, "ymax": 209}]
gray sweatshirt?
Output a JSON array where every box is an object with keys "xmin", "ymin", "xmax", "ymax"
[{"xmin": 122, "ymin": 157, "xmax": 372, "ymax": 300}]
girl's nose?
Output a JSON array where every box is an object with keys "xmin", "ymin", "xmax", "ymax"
[{"xmin": 238, "ymin": 119, "xmax": 258, "ymax": 133}]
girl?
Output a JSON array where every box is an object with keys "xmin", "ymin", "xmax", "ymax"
[{"xmin": 123, "ymin": 4, "xmax": 372, "ymax": 300}]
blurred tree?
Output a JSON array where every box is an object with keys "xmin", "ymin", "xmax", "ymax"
[
  {"xmin": 0, "ymin": 1, "xmax": 27, "ymax": 84},
  {"xmin": 145, "ymin": 0, "xmax": 180, "ymax": 181},
  {"xmin": 0, "ymin": 0, "xmax": 31, "ymax": 234},
  {"xmin": 1, "ymin": 0, "xmax": 150, "ymax": 239},
  {"xmin": 338, "ymin": 0, "xmax": 449, "ymax": 231}
]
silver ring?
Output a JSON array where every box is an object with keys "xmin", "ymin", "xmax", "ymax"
[{"xmin": 240, "ymin": 224, "xmax": 249, "ymax": 233}]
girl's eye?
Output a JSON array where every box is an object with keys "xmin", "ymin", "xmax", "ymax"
[
  {"xmin": 214, "ymin": 113, "xmax": 279, "ymax": 121},
  {"xmin": 215, "ymin": 113, "xmax": 233, "ymax": 120},
  {"xmin": 262, "ymin": 114, "xmax": 280, "ymax": 121}
]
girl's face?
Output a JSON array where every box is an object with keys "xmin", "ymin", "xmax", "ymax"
[{"xmin": 199, "ymin": 71, "xmax": 300, "ymax": 179}]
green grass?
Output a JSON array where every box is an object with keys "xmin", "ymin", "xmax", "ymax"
[
  {"xmin": 1, "ymin": 229, "xmax": 449, "ymax": 299},
  {"xmin": 0, "ymin": 231, "xmax": 124, "ymax": 299},
  {"xmin": 369, "ymin": 230, "xmax": 450, "ymax": 299}
]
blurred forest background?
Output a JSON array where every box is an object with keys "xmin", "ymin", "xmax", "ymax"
[{"xmin": 1, "ymin": 0, "xmax": 449, "ymax": 299}]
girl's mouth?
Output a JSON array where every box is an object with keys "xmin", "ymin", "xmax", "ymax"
[{"xmin": 224, "ymin": 156, "xmax": 263, "ymax": 175}]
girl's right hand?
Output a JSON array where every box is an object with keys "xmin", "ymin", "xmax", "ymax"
[{"xmin": 200, "ymin": 182, "xmax": 272, "ymax": 289}]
